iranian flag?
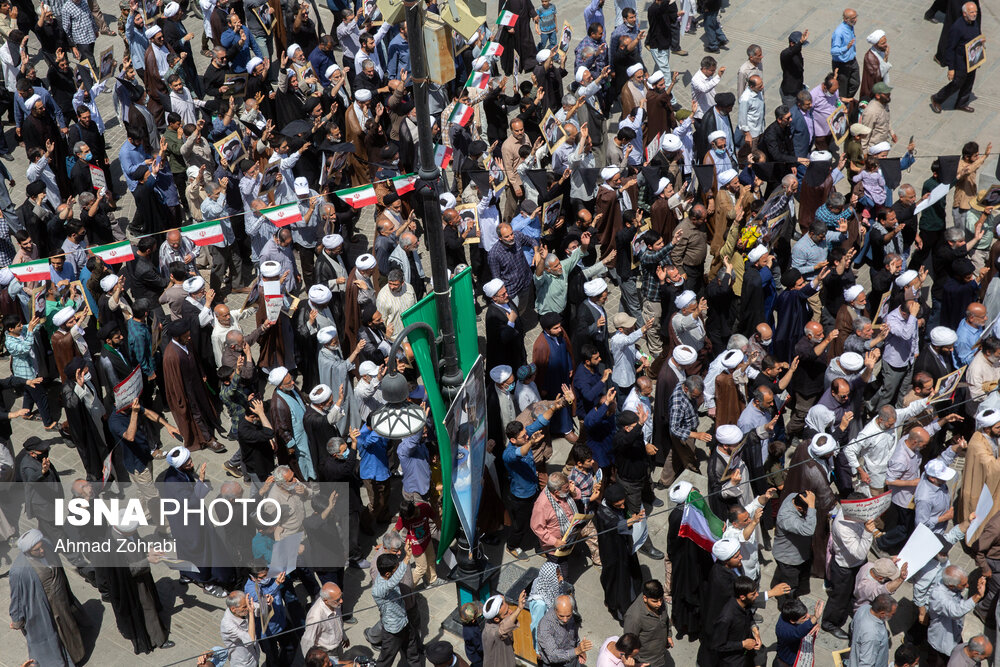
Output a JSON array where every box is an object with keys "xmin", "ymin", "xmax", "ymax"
[
  {"xmin": 336, "ymin": 184, "xmax": 378, "ymax": 208},
  {"xmin": 466, "ymin": 71, "xmax": 490, "ymax": 89},
  {"xmin": 677, "ymin": 489, "xmax": 725, "ymax": 552},
  {"xmin": 448, "ymin": 103, "xmax": 474, "ymax": 127},
  {"xmin": 480, "ymin": 42, "xmax": 503, "ymax": 57},
  {"xmin": 434, "ymin": 144, "xmax": 453, "ymax": 169},
  {"xmin": 496, "ymin": 9, "xmax": 517, "ymax": 26},
  {"xmin": 92, "ymin": 240, "xmax": 135, "ymax": 265},
  {"xmin": 9, "ymin": 259, "xmax": 50, "ymax": 282},
  {"xmin": 181, "ymin": 220, "xmax": 225, "ymax": 246},
  {"xmin": 392, "ymin": 173, "xmax": 417, "ymax": 195},
  {"xmin": 261, "ymin": 201, "xmax": 303, "ymax": 227}
]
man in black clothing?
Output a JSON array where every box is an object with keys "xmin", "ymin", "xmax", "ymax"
[
  {"xmin": 126, "ymin": 236, "xmax": 169, "ymax": 308},
  {"xmin": 69, "ymin": 106, "xmax": 110, "ymax": 191},
  {"xmin": 442, "ymin": 207, "xmax": 470, "ymax": 271},
  {"xmin": 760, "ymin": 106, "xmax": 797, "ymax": 167},
  {"xmin": 236, "ymin": 395, "xmax": 276, "ymax": 490},
  {"xmin": 612, "ymin": 410, "xmax": 665, "ymax": 558},
  {"xmin": 711, "ymin": 576, "xmax": 761, "ymax": 667},
  {"xmin": 202, "ymin": 46, "xmax": 233, "ymax": 103},
  {"xmin": 779, "ymin": 30, "xmax": 808, "ymax": 108},
  {"xmin": 930, "ymin": 1, "xmax": 981, "ymax": 113}
]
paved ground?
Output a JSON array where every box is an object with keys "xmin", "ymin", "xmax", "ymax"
[{"xmin": 0, "ymin": 0, "xmax": 999, "ymax": 665}]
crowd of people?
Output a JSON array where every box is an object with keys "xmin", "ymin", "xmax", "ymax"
[{"xmin": 0, "ymin": 0, "xmax": 997, "ymax": 664}]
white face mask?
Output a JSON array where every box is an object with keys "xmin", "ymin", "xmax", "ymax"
[
  {"xmin": 761, "ymin": 338, "xmax": 772, "ymax": 346},
  {"xmin": 83, "ymin": 372, "xmax": 92, "ymax": 383}
]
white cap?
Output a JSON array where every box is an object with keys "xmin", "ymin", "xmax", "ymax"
[
  {"xmin": 483, "ymin": 594, "xmax": 505, "ymax": 620},
  {"xmin": 809, "ymin": 150, "xmax": 833, "ymax": 162},
  {"xmin": 24, "ymin": 94, "xmax": 41, "ymax": 110},
  {"xmin": 575, "ymin": 66, "xmax": 589, "ymax": 83},
  {"xmin": 145, "ymin": 25, "xmax": 162, "ymax": 38},
  {"xmin": 626, "ymin": 63, "xmax": 643, "ymax": 76},
  {"xmin": 868, "ymin": 141, "xmax": 891, "ymax": 155},
  {"xmin": 100, "ymin": 274, "xmax": 118, "ymax": 292},
  {"xmin": 844, "ymin": 285, "xmax": 864, "ymax": 303},
  {"xmin": 186, "ymin": 165, "xmax": 200, "ymax": 179},
  {"xmin": 325, "ymin": 64, "xmax": 340, "ymax": 80},
  {"xmin": 536, "ymin": 49, "xmax": 552, "ymax": 62},
  {"xmin": 646, "ymin": 71, "xmax": 664, "ymax": 88},
  {"xmin": 721, "ymin": 350, "xmax": 745, "ymax": 370},
  {"xmin": 483, "ymin": 278, "xmax": 504, "ymax": 298},
  {"xmin": 712, "ymin": 537, "xmax": 740, "ymax": 561},
  {"xmin": 839, "ymin": 352, "xmax": 864, "ymax": 372},
  {"xmin": 471, "ymin": 57, "xmax": 487, "ymax": 71},
  {"xmin": 53, "ymin": 306, "xmax": 76, "ymax": 326},
  {"xmin": 600, "ymin": 166, "xmax": 619, "ymax": 181},
  {"xmin": 267, "ymin": 366, "xmax": 289, "ymax": 386},
  {"xmin": 808, "ymin": 433, "xmax": 837, "ymax": 458},
  {"xmin": 716, "ymin": 424, "xmax": 743, "ymax": 445},
  {"xmin": 489, "ymin": 364, "xmax": 513, "ymax": 384},
  {"xmin": 440, "ymin": 192, "xmax": 457, "ymax": 209},
  {"xmin": 674, "ymin": 290, "xmax": 696, "ymax": 309},
  {"xmin": 894, "ymin": 269, "xmax": 918, "ymax": 287},
  {"xmin": 294, "ymin": 177, "xmax": 310, "ymax": 196},
  {"xmin": 930, "ymin": 326, "xmax": 958, "ymax": 346},
  {"xmin": 322, "ymin": 234, "xmax": 344, "ymax": 249},
  {"xmin": 164, "ymin": 1, "xmax": 180, "ymax": 17},
  {"xmin": 925, "ymin": 459, "xmax": 956, "ymax": 481},
  {"xmin": 0, "ymin": 268, "xmax": 13, "ymax": 285},
  {"xmin": 260, "ymin": 261, "xmax": 281, "ymax": 278},
  {"xmin": 246, "ymin": 57, "xmax": 263, "ymax": 73},
  {"xmin": 355, "ymin": 254, "xmax": 376, "ymax": 270},
  {"xmin": 358, "ymin": 360, "xmax": 379, "ymax": 376},
  {"xmin": 707, "ymin": 130, "xmax": 726, "ymax": 143},
  {"xmin": 672, "ymin": 345, "xmax": 697, "ymax": 365},
  {"xmin": 309, "ymin": 384, "xmax": 333, "ymax": 403},
  {"xmin": 977, "ymin": 408, "xmax": 1000, "ymax": 428},
  {"xmin": 654, "ymin": 177, "xmax": 671, "ymax": 195},
  {"xmin": 317, "ymin": 326, "xmax": 337, "ymax": 344},
  {"xmin": 308, "ymin": 284, "xmax": 332, "ymax": 305},
  {"xmin": 17, "ymin": 529, "xmax": 43, "ymax": 552},
  {"xmin": 166, "ymin": 445, "xmax": 191, "ymax": 468},
  {"xmin": 182, "ymin": 276, "xmax": 205, "ymax": 293},
  {"xmin": 662, "ymin": 134, "xmax": 682, "ymax": 152},
  {"xmin": 584, "ymin": 277, "xmax": 608, "ymax": 297},
  {"xmin": 114, "ymin": 509, "xmax": 141, "ymax": 534},
  {"xmin": 718, "ymin": 169, "xmax": 738, "ymax": 186},
  {"xmin": 356, "ymin": 89, "xmax": 373, "ymax": 102},
  {"xmin": 867, "ymin": 29, "xmax": 886, "ymax": 44},
  {"xmin": 287, "ymin": 44, "xmax": 302, "ymax": 58},
  {"xmin": 669, "ymin": 480, "xmax": 693, "ymax": 504},
  {"xmin": 747, "ymin": 245, "xmax": 767, "ymax": 263}
]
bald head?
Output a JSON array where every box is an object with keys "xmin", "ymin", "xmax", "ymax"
[
  {"xmin": 214, "ymin": 303, "xmax": 231, "ymax": 324},
  {"xmin": 166, "ymin": 229, "xmax": 181, "ymax": 245},
  {"xmin": 843, "ymin": 8, "xmax": 857, "ymax": 21},
  {"xmin": 378, "ymin": 219, "xmax": 395, "ymax": 235},
  {"xmin": 963, "ymin": 2, "xmax": 978, "ymax": 20},
  {"xmin": 554, "ymin": 595, "xmax": 574, "ymax": 622},
  {"xmin": 219, "ymin": 481, "xmax": 243, "ymax": 498},
  {"xmin": 636, "ymin": 376, "xmax": 653, "ymax": 395},
  {"xmin": 748, "ymin": 75, "xmax": 763, "ymax": 92},
  {"xmin": 510, "ymin": 119, "xmax": 524, "ymax": 132},
  {"xmin": 906, "ymin": 426, "xmax": 931, "ymax": 449},
  {"xmin": 400, "ymin": 232, "xmax": 418, "ymax": 250},
  {"xmin": 968, "ymin": 302, "xmax": 988, "ymax": 327},
  {"xmin": 804, "ymin": 322, "xmax": 824, "ymax": 341},
  {"xmin": 443, "ymin": 208, "xmax": 459, "ymax": 226},
  {"xmin": 755, "ymin": 323, "xmax": 772, "ymax": 341},
  {"xmin": 71, "ymin": 479, "xmax": 92, "ymax": 499},
  {"xmin": 225, "ymin": 330, "xmax": 245, "ymax": 348}
]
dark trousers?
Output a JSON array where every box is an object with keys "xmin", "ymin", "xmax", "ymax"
[
  {"xmin": 209, "ymin": 244, "xmax": 245, "ymax": 290},
  {"xmin": 76, "ymin": 42, "xmax": 97, "ymax": 70},
  {"xmin": 295, "ymin": 243, "xmax": 317, "ymax": 287},
  {"xmin": 506, "ymin": 492, "xmax": 538, "ymax": 550},
  {"xmin": 772, "ymin": 558, "xmax": 813, "ymax": 598},
  {"xmin": 932, "ymin": 69, "xmax": 977, "ymax": 109},
  {"xmin": 833, "ymin": 59, "xmax": 860, "ymax": 99},
  {"xmin": 909, "ymin": 228, "xmax": 944, "ymax": 270},
  {"xmin": 976, "ymin": 556, "xmax": 1000, "ymax": 618},
  {"xmin": 876, "ymin": 505, "xmax": 914, "ymax": 555},
  {"xmin": 822, "ymin": 561, "xmax": 861, "ymax": 629},
  {"xmin": 21, "ymin": 383, "xmax": 54, "ymax": 426},
  {"xmin": 619, "ymin": 475, "xmax": 655, "ymax": 515},
  {"xmin": 375, "ymin": 622, "xmax": 423, "ymax": 667},
  {"xmin": 924, "ymin": 649, "xmax": 952, "ymax": 667}
]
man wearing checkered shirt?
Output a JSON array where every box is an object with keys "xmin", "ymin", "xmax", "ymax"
[{"xmin": 61, "ymin": 0, "xmax": 98, "ymax": 68}]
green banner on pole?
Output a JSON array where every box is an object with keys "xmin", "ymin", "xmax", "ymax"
[{"xmin": 401, "ymin": 267, "xmax": 479, "ymax": 559}]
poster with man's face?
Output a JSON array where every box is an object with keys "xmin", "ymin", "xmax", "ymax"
[{"xmin": 213, "ymin": 132, "xmax": 245, "ymax": 164}]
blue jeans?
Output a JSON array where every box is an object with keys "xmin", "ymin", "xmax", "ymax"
[
  {"xmin": 22, "ymin": 383, "xmax": 53, "ymax": 427},
  {"xmin": 703, "ymin": 11, "xmax": 727, "ymax": 49},
  {"xmin": 537, "ymin": 31, "xmax": 557, "ymax": 50}
]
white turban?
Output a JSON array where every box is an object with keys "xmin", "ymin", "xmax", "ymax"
[
  {"xmin": 267, "ymin": 366, "xmax": 289, "ymax": 386},
  {"xmin": 308, "ymin": 284, "xmax": 332, "ymax": 305},
  {"xmin": 868, "ymin": 141, "xmax": 891, "ymax": 155},
  {"xmin": 809, "ymin": 150, "xmax": 833, "ymax": 162},
  {"xmin": 471, "ymin": 57, "xmax": 487, "ymax": 71},
  {"xmin": 182, "ymin": 276, "xmax": 205, "ymax": 293},
  {"xmin": 325, "ymin": 64, "xmax": 340, "ymax": 80},
  {"xmin": 662, "ymin": 134, "xmax": 682, "ymax": 152},
  {"xmin": 260, "ymin": 261, "xmax": 281, "ymax": 278},
  {"xmin": 355, "ymin": 89, "xmax": 373, "ymax": 102},
  {"xmin": 843, "ymin": 285, "xmax": 864, "ymax": 303},
  {"xmin": 712, "ymin": 537, "xmax": 740, "ymax": 561},
  {"xmin": 483, "ymin": 594, "xmax": 504, "ymax": 620},
  {"xmin": 17, "ymin": 529, "xmax": 43, "ymax": 553},
  {"xmin": 646, "ymin": 71, "xmax": 664, "ymax": 88},
  {"xmin": 0, "ymin": 268, "xmax": 13, "ymax": 285},
  {"xmin": 166, "ymin": 445, "xmax": 191, "ymax": 469},
  {"xmin": 164, "ymin": 1, "xmax": 180, "ymax": 17},
  {"xmin": 584, "ymin": 278, "xmax": 608, "ymax": 297},
  {"xmin": 626, "ymin": 63, "xmax": 643, "ymax": 76},
  {"xmin": 669, "ymin": 480, "xmax": 692, "ymax": 504},
  {"xmin": 489, "ymin": 364, "xmax": 513, "ymax": 384},
  {"xmin": 978, "ymin": 408, "xmax": 1000, "ymax": 428},
  {"xmin": 287, "ymin": 44, "xmax": 302, "ymax": 58},
  {"xmin": 716, "ymin": 424, "xmax": 743, "ymax": 445},
  {"xmin": 186, "ymin": 165, "xmax": 200, "ymax": 179},
  {"xmin": 144, "ymin": 25, "xmax": 162, "ymax": 38},
  {"xmin": 747, "ymin": 245, "xmax": 767, "ymax": 263},
  {"xmin": 707, "ymin": 130, "xmax": 726, "ymax": 143},
  {"xmin": 674, "ymin": 290, "xmax": 696, "ymax": 309},
  {"xmin": 484, "ymin": 279, "xmax": 504, "ymax": 298},
  {"xmin": 536, "ymin": 49, "xmax": 552, "ymax": 62},
  {"xmin": 600, "ymin": 166, "xmax": 619, "ymax": 181},
  {"xmin": 672, "ymin": 345, "xmax": 697, "ymax": 365},
  {"xmin": 721, "ymin": 350, "xmax": 744, "ymax": 370},
  {"xmin": 358, "ymin": 361, "xmax": 379, "ymax": 376},
  {"xmin": 930, "ymin": 326, "xmax": 958, "ymax": 346},
  {"xmin": 309, "ymin": 384, "xmax": 333, "ymax": 403},
  {"xmin": 322, "ymin": 234, "xmax": 344, "ymax": 249},
  {"xmin": 100, "ymin": 274, "xmax": 118, "ymax": 292},
  {"xmin": 718, "ymin": 169, "xmax": 738, "ymax": 186},
  {"xmin": 356, "ymin": 254, "xmax": 376, "ymax": 270},
  {"xmin": 53, "ymin": 306, "xmax": 75, "ymax": 327},
  {"xmin": 654, "ymin": 177, "xmax": 671, "ymax": 195},
  {"xmin": 24, "ymin": 94, "xmax": 41, "ymax": 110},
  {"xmin": 808, "ymin": 433, "xmax": 837, "ymax": 458},
  {"xmin": 575, "ymin": 66, "xmax": 589, "ymax": 83},
  {"xmin": 440, "ymin": 192, "xmax": 457, "ymax": 209},
  {"xmin": 866, "ymin": 29, "xmax": 886, "ymax": 45},
  {"xmin": 838, "ymin": 352, "xmax": 864, "ymax": 372},
  {"xmin": 894, "ymin": 269, "xmax": 918, "ymax": 287},
  {"xmin": 317, "ymin": 326, "xmax": 337, "ymax": 344}
]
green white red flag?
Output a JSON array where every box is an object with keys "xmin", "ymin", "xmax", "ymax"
[
  {"xmin": 496, "ymin": 10, "xmax": 517, "ymax": 26},
  {"xmin": 335, "ymin": 184, "xmax": 378, "ymax": 208},
  {"xmin": 91, "ymin": 240, "xmax": 135, "ymax": 265},
  {"xmin": 480, "ymin": 42, "xmax": 503, "ymax": 57},
  {"xmin": 9, "ymin": 259, "xmax": 50, "ymax": 282},
  {"xmin": 678, "ymin": 488, "xmax": 725, "ymax": 552},
  {"xmin": 261, "ymin": 201, "xmax": 303, "ymax": 227},
  {"xmin": 466, "ymin": 71, "xmax": 490, "ymax": 89},
  {"xmin": 448, "ymin": 103, "xmax": 474, "ymax": 127},
  {"xmin": 392, "ymin": 174, "xmax": 417, "ymax": 195},
  {"xmin": 181, "ymin": 220, "xmax": 225, "ymax": 246},
  {"xmin": 434, "ymin": 145, "xmax": 453, "ymax": 169}
]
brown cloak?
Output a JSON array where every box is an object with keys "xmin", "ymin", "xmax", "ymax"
[
  {"xmin": 645, "ymin": 90, "xmax": 676, "ymax": 142},
  {"xmin": 51, "ymin": 330, "xmax": 80, "ymax": 382},
  {"xmin": 831, "ymin": 304, "xmax": 857, "ymax": 358},
  {"xmin": 162, "ymin": 340, "xmax": 218, "ymax": 451},
  {"xmin": 595, "ymin": 186, "xmax": 623, "ymax": 259},
  {"xmin": 143, "ymin": 43, "xmax": 175, "ymax": 127},
  {"xmin": 650, "ymin": 197, "xmax": 677, "ymax": 241},
  {"xmin": 714, "ymin": 371, "xmax": 745, "ymax": 427},
  {"xmin": 255, "ymin": 291, "xmax": 293, "ymax": 371},
  {"xmin": 779, "ymin": 443, "xmax": 838, "ymax": 578},
  {"xmin": 343, "ymin": 267, "xmax": 381, "ymax": 354},
  {"xmin": 960, "ymin": 432, "xmax": 1000, "ymax": 528}
]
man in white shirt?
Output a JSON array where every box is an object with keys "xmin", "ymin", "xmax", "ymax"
[
  {"xmin": 821, "ymin": 501, "xmax": 879, "ymax": 638},
  {"xmin": 844, "ymin": 398, "xmax": 930, "ymax": 497},
  {"xmin": 737, "ymin": 75, "xmax": 765, "ymax": 149},
  {"xmin": 690, "ymin": 56, "xmax": 724, "ymax": 119},
  {"xmin": 300, "ymin": 583, "xmax": 349, "ymax": 660}
]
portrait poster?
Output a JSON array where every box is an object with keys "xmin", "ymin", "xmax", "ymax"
[
  {"xmin": 558, "ymin": 22, "xmax": 572, "ymax": 54},
  {"xmin": 542, "ymin": 198, "xmax": 561, "ymax": 230},
  {"xmin": 258, "ymin": 161, "xmax": 282, "ymax": 199},
  {"xmin": 541, "ymin": 109, "xmax": 566, "ymax": 151},
  {"xmin": 826, "ymin": 106, "xmax": 849, "ymax": 146},
  {"xmin": 293, "ymin": 61, "xmax": 317, "ymax": 84},
  {"xmin": 839, "ymin": 491, "xmax": 892, "ymax": 522},
  {"xmin": 251, "ymin": 5, "xmax": 273, "ymax": 34},
  {"xmin": 764, "ymin": 209, "xmax": 789, "ymax": 247},
  {"xmin": 488, "ymin": 157, "xmax": 508, "ymax": 191},
  {"xmin": 221, "ymin": 72, "xmax": 247, "ymax": 97},
  {"xmin": 444, "ymin": 356, "xmax": 487, "ymax": 546},
  {"xmin": 456, "ymin": 204, "xmax": 480, "ymax": 244},
  {"xmin": 213, "ymin": 132, "xmax": 245, "ymax": 164},
  {"xmin": 98, "ymin": 47, "xmax": 115, "ymax": 80},
  {"xmin": 873, "ymin": 292, "xmax": 891, "ymax": 324},
  {"xmin": 932, "ymin": 365, "xmax": 967, "ymax": 401},
  {"xmin": 967, "ymin": 35, "xmax": 986, "ymax": 73},
  {"xmin": 513, "ymin": 50, "xmax": 521, "ymax": 77}
]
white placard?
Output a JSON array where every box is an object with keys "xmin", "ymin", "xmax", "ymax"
[
  {"xmin": 913, "ymin": 182, "xmax": 950, "ymax": 216},
  {"xmin": 840, "ymin": 491, "xmax": 892, "ymax": 522},
  {"xmin": 897, "ymin": 523, "xmax": 944, "ymax": 580},
  {"xmin": 967, "ymin": 484, "xmax": 994, "ymax": 545},
  {"xmin": 262, "ymin": 279, "xmax": 283, "ymax": 323},
  {"xmin": 113, "ymin": 366, "xmax": 143, "ymax": 411},
  {"xmin": 90, "ymin": 165, "xmax": 106, "ymax": 190},
  {"xmin": 268, "ymin": 531, "xmax": 304, "ymax": 578}
]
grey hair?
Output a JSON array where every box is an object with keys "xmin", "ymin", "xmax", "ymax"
[
  {"xmin": 796, "ymin": 90, "xmax": 813, "ymax": 106},
  {"xmin": 544, "ymin": 253, "xmax": 561, "ymax": 266},
  {"xmin": 73, "ymin": 141, "xmax": 88, "ymax": 154},
  {"xmin": 382, "ymin": 530, "xmax": 405, "ymax": 551},
  {"xmin": 204, "ymin": 181, "xmax": 221, "ymax": 197},
  {"xmin": 387, "ymin": 268, "xmax": 404, "ymax": 282},
  {"xmin": 683, "ymin": 376, "xmax": 704, "ymax": 392},
  {"xmin": 319, "ymin": 584, "xmax": 340, "ymax": 600},
  {"xmin": 78, "ymin": 191, "xmax": 95, "ymax": 207},
  {"xmin": 226, "ymin": 590, "xmax": 246, "ymax": 611},
  {"xmin": 969, "ymin": 636, "xmax": 991, "ymax": 655},
  {"xmin": 897, "ymin": 183, "xmax": 915, "ymax": 199},
  {"xmin": 747, "ymin": 44, "xmax": 762, "ymax": 57},
  {"xmin": 326, "ymin": 437, "xmax": 345, "ymax": 454},
  {"xmin": 726, "ymin": 334, "xmax": 748, "ymax": 351},
  {"xmin": 853, "ymin": 316, "xmax": 871, "ymax": 333},
  {"xmin": 781, "ymin": 173, "xmax": 797, "ymax": 188},
  {"xmin": 225, "ymin": 330, "xmax": 244, "ymax": 345},
  {"xmin": 562, "ymin": 94, "xmax": 577, "ymax": 106},
  {"xmin": 321, "ymin": 202, "xmax": 336, "ymax": 213},
  {"xmin": 877, "ymin": 405, "xmax": 896, "ymax": 422},
  {"xmin": 945, "ymin": 227, "xmax": 965, "ymax": 243},
  {"xmin": 362, "ymin": 58, "xmax": 375, "ymax": 71},
  {"xmin": 546, "ymin": 471, "xmax": 568, "ymax": 492},
  {"xmin": 273, "ymin": 464, "xmax": 293, "ymax": 483},
  {"xmin": 827, "ymin": 192, "xmax": 847, "ymax": 208},
  {"xmin": 941, "ymin": 565, "xmax": 965, "ymax": 588}
]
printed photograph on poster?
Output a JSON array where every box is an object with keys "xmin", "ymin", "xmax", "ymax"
[
  {"xmin": 541, "ymin": 109, "xmax": 566, "ymax": 151},
  {"xmin": 542, "ymin": 198, "xmax": 561, "ymax": 230},
  {"xmin": 873, "ymin": 292, "xmax": 891, "ymax": 324},
  {"xmin": 250, "ymin": 5, "xmax": 273, "ymax": 34},
  {"xmin": 765, "ymin": 210, "xmax": 789, "ymax": 247},
  {"xmin": 221, "ymin": 72, "xmax": 248, "ymax": 97},
  {"xmin": 932, "ymin": 365, "xmax": 967, "ymax": 401},
  {"xmin": 967, "ymin": 35, "xmax": 986, "ymax": 72},
  {"xmin": 213, "ymin": 132, "xmax": 245, "ymax": 164},
  {"xmin": 826, "ymin": 106, "xmax": 849, "ymax": 146},
  {"xmin": 258, "ymin": 161, "xmax": 282, "ymax": 198},
  {"xmin": 456, "ymin": 204, "xmax": 480, "ymax": 244},
  {"xmin": 98, "ymin": 47, "xmax": 115, "ymax": 80},
  {"xmin": 293, "ymin": 61, "xmax": 317, "ymax": 84},
  {"xmin": 444, "ymin": 356, "xmax": 488, "ymax": 546},
  {"xmin": 558, "ymin": 22, "xmax": 572, "ymax": 53},
  {"xmin": 488, "ymin": 157, "xmax": 508, "ymax": 191}
]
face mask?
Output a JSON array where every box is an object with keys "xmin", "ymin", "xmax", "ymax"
[
  {"xmin": 340, "ymin": 449, "xmax": 350, "ymax": 459},
  {"xmin": 713, "ymin": 147, "xmax": 726, "ymax": 157},
  {"xmin": 84, "ymin": 152, "xmax": 92, "ymax": 161},
  {"xmin": 762, "ymin": 338, "xmax": 772, "ymax": 346},
  {"xmin": 505, "ymin": 383, "xmax": 515, "ymax": 394},
  {"xmin": 83, "ymin": 372, "xmax": 92, "ymax": 382}
]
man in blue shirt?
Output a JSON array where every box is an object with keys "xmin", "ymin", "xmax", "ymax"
[
  {"xmin": 358, "ymin": 422, "xmax": 392, "ymax": 522},
  {"xmin": 502, "ymin": 392, "xmax": 569, "ymax": 557},
  {"xmin": 244, "ymin": 562, "xmax": 293, "ymax": 665},
  {"xmin": 309, "ymin": 35, "xmax": 339, "ymax": 86},
  {"xmin": 220, "ymin": 12, "xmax": 265, "ymax": 73},
  {"xmin": 119, "ymin": 127, "xmax": 152, "ymax": 192},
  {"xmin": 386, "ymin": 24, "xmax": 410, "ymax": 81},
  {"xmin": 830, "ymin": 8, "xmax": 859, "ymax": 98},
  {"xmin": 955, "ymin": 302, "xmax": 987, "ymax": 366}
]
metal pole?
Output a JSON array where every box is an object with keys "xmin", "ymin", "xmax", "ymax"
[{"xmin": 402, "ymin": 0, "xmax": 464, "ymax": 401}]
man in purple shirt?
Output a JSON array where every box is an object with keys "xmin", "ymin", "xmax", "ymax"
[{"xmin": 868, "ymin": 299, "xmax": 921, "ymax": 412}]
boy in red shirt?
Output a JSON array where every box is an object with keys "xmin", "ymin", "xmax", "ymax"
[{"xmin": 394, "ymin": 500, "xmax": 440, "ymax": 586}]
